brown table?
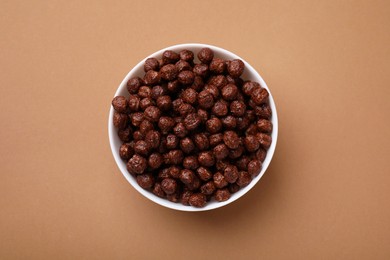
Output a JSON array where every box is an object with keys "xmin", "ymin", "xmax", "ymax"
[{"xmin": 1, "ymin": 1, "xmax": 389, "ymax": 259}]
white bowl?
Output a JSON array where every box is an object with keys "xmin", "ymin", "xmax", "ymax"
[{"xmin": 108, "ymin": 43, "xmax": 278, "ymax": 212}]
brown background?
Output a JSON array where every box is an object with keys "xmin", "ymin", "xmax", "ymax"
[{"xmin": 1, "ymin": 0, "xmax": 389, "ymax": 259}]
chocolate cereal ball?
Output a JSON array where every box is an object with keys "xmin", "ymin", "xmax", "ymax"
[
  {"xmin": 127, "ymin": 77, "xmax": 143, "ymax": 94},
  {"xmin": 113, "ymin": 112, "xmax": 128, "ymax": 129},
  {"xmin": 175, "ymin": 60, "xmax": 192, "ymax": 72},
  {"xmin": 248, "ymin": 159, "xmax": 262, "ymax": 177},
  {"xmin": 223, "ymin": 165, "xmax": 239, "ymax": 183},
  {"xmin": 156, "ymin": 95, "xmax": 172, "ymax": 111},
  {"xmin": 198, "ymin": 90, "xmax": 214, "ymax": 109},
  {"xmin": 162, "ymin": 50, "xmax": 180, "ymax": 65},
  {"xmin": 197, "ymin": 167, "xmax": 212, "ymax": 181},
  {"xmin": 136, "ymin": 174, "xmax": 155, "ymax": 189},
  {"xmin": 166, "ymin": 134, "xmax": 179, "ymax": 149},
  {"xmin": 257, "ymin": 119, "xmax": 273, "ymax": 133},
  {"xmin": 161, "ymin": 178, "xmax": 177, "ymax": 194},
  {"xmin": 148, "ymin": 153, "xmax": 163, "ymax": 169},
  {"xmin": 221, "ymin": 84, "xmax": 238, "ymax": 101},
  {"xmin": 158, "ymin": 116, "xmax": 175, "ymax": 134},
  {"xmin": 214, "ymin": 188, "xmax": 231, "ymax": 202},
  {"xmin": 197, "ymin": 48, "xmax": 214, "ymax": 64},
  {"xmin": 227, "ymin": 59, "xmax": 245, "ymax": 78},
  {"xmin": 209, "ymin": 58, "xmax": 226, "ymax": 74},
  {"xmin": 244, "ymin": 135, "xmax": 260, "ymax": 152},
  {"xmin": 194, "ymin": 133, "xmax": 209, "ymax": 151},
  {"xmin": 182, "ymin": 88, "xmax": 198, "ymax": 104},
  {"xmin": 119, "ymin": 143, "xmax": 134, "ymax": 160},
  {"xmin": 139, "ymin": 120, "xmax": 154, "ymax": 134},
  {"xmin": 251, "ymin": 87, "xmax": 269, "ymax": 105},
  {"xmin": 206, "ymin": 117, "xmax": 222, "ymax": 134},
  {"xmin": 145, "ymin": 130, "xmax": 161, "ymax": 149},
  {"xmin": 183, "ymin": 156, "xmax": 199, "ymax": 170},
  {"xmin": 112, "ymin": 96, "xmax": 128, "ymax": 113},
  {"xmin": 134, "ymin": 140, "xmax": 150, "ymax": 156},
  {"xmin": 209, "ymin": 133, "xmax": 223, "ymax": 147},
  {"xmin": 143, "ymin": 70, "xmax": 160, "ymax": 85},
  {"xmin": 213, "ymin": 143, "xmax": 229, "ymax": 160},
  {"xmin": 230, "ymin": 100, "xmax": 246, "ymax": 117},
  {"xmin": 180, "ymin": 169, "xmax": 195, "ymax": 185},
  {"xmin": 184, "ymin": 112, "xmax": 202, "ymax": 131},
  {"xmin": 180, "ymin": 137, "xmax": 195, "ymax": 154},
  {"xmin": 127, "ymin": 154, "xmax": 147, "ymax": 175},
  {"xmin": 236, "ymin": 171, "xmax": 252, "ymax": 187},
  {"xmin": 223, "ymin": 131, "xmax": 240, "ymax": 149},
  {"xmin": 200, "ymin": 181, "xmax": 216, "ymax": 195},
  {"xmin": 189, "ymin": 193, "xmax": 207, "ymax": 207},
  {"xmin": 144, "ymin": 106, "xmax": 161, "ymax": 122},
  {"xmin": 221, "ymin": 115, "xmax": 237, "ymax": 129},
  {"xmin": 193, "ymin": 63, "xmax": 209, "ymax": 78},
  {"xmin": 128, "ymin": 94, "xmax": 141, "ymax": 112},
  {"xmin": 178, "ymin": 70, "xmax": 195, "ymax": 85},
  {"xmin": 179, "ymin": 49, "xmax": 194, "ymax": 62},
  {"xmin": 212, "ymin": 100, "xmax": 228, "ymax": 117},
  {"xmin": 198, "ymin": 151, "xmax": 215, "ymax": 167},
  {"xmin": 144, "ymin": 58, "xmax": 160, "ymax": 72}
]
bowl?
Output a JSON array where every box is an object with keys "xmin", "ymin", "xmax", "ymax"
[{"xmin": 108, "ymin": 43, "xmax": 278, "ymax": 211}]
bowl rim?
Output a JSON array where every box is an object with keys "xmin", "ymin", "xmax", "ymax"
[{"xmin": 108, "ymin": 43, "xmax": 278, "ymax": 212}]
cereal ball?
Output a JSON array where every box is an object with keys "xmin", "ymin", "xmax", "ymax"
[
  {"xmin": 204, "ymin": 84, "xmax": 219, "ymax": 99},
  {"xmin": 161, "ymin": 178, "xmax": 177, "ymax": 194},
  {"xmin": 256, "ymin": 133, "xmax": 272, "ymax": 149},
  {"xmin": 213, "ymin": 172, "xmax": 228, "ymax": 188},
  {"xmin": 198, "ymin": 90, "xmax": 214, "ymax": 109},
  {"xmin": 144, "ymin": 106, "xmax": 161, "ymax": 122},
  {"xmin": 236, "ymin": 156, "xmax": 250, "ymax": 171},
  {"xmin": 129, "ymin": 112, "xmax": 143, "ymax": 127},
  {"xmin": 178, "ymin": 103, "xmax": 195, "ymax": 117},
  {"xmin": 198, "ymin": 151, "xmax": 215, "ymax": 167},
  {"xmin": 127, "ymin": 77, "xmax": 143, "ymax": 94},
  {"xmin": 182, "ymin": 88, "xmax": 198, "ymax": 104},
  {"xmin": 230, "ymin": 100, "xmax": 246, "ymax": 117},
  {"xmin": 160, "ymin": 64, "xmax": 178, "ymax": 81},
  {"xmin": 144, "ymin": 57, "xmax": 160, "ymax": 72},
  {"xmin": 139, "ymin": 120, "xmax": 154, "ymax": 134},
  {"xmin": 212, "ymin": 100, "xmax": 228, "ymax": 117},
  {"xmin": 148, "ymin": 153, "xmax": 163, "ymax": 169},
  {"xmin": 133, "ymin": 130, "xmax": 144, "ymax": 141},
  {"xmin": 151, "ymin": 85, "xmax": 167, "ymax": 100},
  {"xmin": 134, "ymin": 140, "xmax": 150, "ymax": 156},
  {"xmin": 214, "ymin": 189, "xmax": 231, "ymax": 202},
  {"xmin": 153, "ymin": 182, "xmax": 165, "ymax": 198},
  {"xmin": 166, "ymin": 134, "xmax": 179, "ymax": 149},
  {"xmin": 168, "ymin": 166, "xmax": 181, "ymax": 179},
  {"xmin": 167, "ymin": 80, "xmax": 180, "ymax": 92},
  {"xmin": 221, "ymin": 115, "xmax": 237, "ymax": 129},
  {"xmin": 197, "ymin": 109, "xmax": 209, "ymax": 123},
  {"xmin": 200, "ymin": 181, "xmax": 216, "ymax": 195},
  {"xmin": 136, "ymin": 174, "xmax": 154, "ymax": 189},
  {"xmin": 178, "ymin": 70, "xmax": 195, "ymax": 85},
  {"xmin": 236, "ymin": 116, "xmax": 250, "ymax": 130},
  {"xmin": 156, "ymin": 95, "xmax": 172, "ymax": 111},
  {"xmin": 182, "ymin": 156, "xmax": 199, "ymax": 170},
  {"xmin": 162, "ymin": 50, "xmax": 180, "ymax": 64},
  {"xmin": 112, "ymin": 96, "xmax": 128, "ymax": 113},
  {"xmin": 242, "ymin": 81, "xmax": 259, "ymax": 96},
  {"xmin": 228, "ymin": 145, "xmax": 244, "ymax": 159},
  {"xmin": 209, "ymin": 133, "xmax": 223, "ymax": 147},
  {"xmin": 189, "ymin": 193, "xmax": 207, "ymax": 207},
  {"xmin": 145, "ymin": 130, "xmax": 161, "ymax": 149},
  {"xmin": 175, "ymin": 60, "xmax": 192, "ymax": 72},
  {"xmin": 128, "ymin": 94, "xmax": 140, "ymax": 112},
  {"xmin": 213, "ymin": 143, "xmax": 229, "ymax": 160},
  {"xmin": 181, "ymin": 190, "xmax": 193, "ymax": 206},
  {"xmin": 179, "ymin": 49, "xmax": 194, "ymax": 62},
  {"xmin": 173, "ymin": 122, "xmax": 188, "ymax": 138},
  {"xmin": 113, "ymin": 112, "xmax": 128, "ymax": 129},
  {"xmin": 221, "ymin": 84, "xmax": 238, "ymax": 101},
  {"xmin": 244, "ymin": 135, "xmax": 260, "ymax": 152},
  {"xmin": 119, "ymin": 143, "xmax": 134, "ymax": 160},
  {"xmin": 139, "ymin": 97, "xmax": 154, "ymax": 110},
  {"xmin": 223, "ymin": 131, "xmax": 240, "ymax": 149},
  {"xmin": 251, "ymin": 87, "xmax": 269, "ymax": 105},
  {"xmin": 198, "ymin": 48, "xmax": 214, "ymax": 64},
  {"xmin": 179, "ymin": 169, "xmax": 195, "ymax": 185},
  {"xmin": 118, "ymin": 128, "xmax": 132, "ymax": 142},
  {"xmin": 158, "ymin": 168, "xmax": 170, "ymax": 180},
  {"xmin": 194, "ymin": 133, "xmax": 210, "ymax": 151},
  {"xmin": 209, "ymin": 58, "xmax": 226, "ymax": 74},
  {"xmin": 206, "ymin": 117, "xmax": 222, "ymax": 134},
  {"xmin": 197, "ymin": 167, "xmax": 212, "ymax": 181},
  {"xmin": 227, "ymin": 59, "xmax": 245, "ymax": 78},
  {"xmin": 255, "ymin": 103, "xmax": 272, "ymax": 119},
  {"xmin": 143, "ymin": 70, "xmax": 161, "ymax": 86},
  {"xmin": 138, "ymin": 86, "xmax": 152, "ymax": 99},
  {"xmin": 127, "ymin": 154, "xmax": 147, "ymax": 174},
  {"xmin": 236, "ymin": 171, "xmax": 251, "ymax": 187},
  {"xmin": 163, "ymin": 150, "xmax": 184, "ymax": 165},
  {"xmin": 257, "ymin": 119, "xmax": 273, "ymax": 133},
  {"xmin": 180, "ymin": 137, "xmax": 195, "ymax": 154},
  {"xmin": 255, "ymin": 148, "xmax": 267, "ymax": 162},
  {"xmin": 193, "ymin": 64, "xmax": 209, "ymax": 78},
  {"xmin": 208, "ymin": 75, "xmax": 227, "ymax": 89},
  {"xmin": 224, "ymin": 165, "xmax": 239, "ymax": 183},
  {"xmin": 248, "ymin": 159, "xmax": 262, "ymax": 177},
  {"xmin": 191, "ymin": 76, "xmax": 204, "ymax": 91},
  {"xmin": 172, "ymin": 98, "xmax": 183, "ymax": 112},
  {"xmin": 158, "ymin": 116, "xmax": 175, "ymax": 134},
  {"xmin": 184, "ymin": 113, "xmax": 201, "ymax": 131}
]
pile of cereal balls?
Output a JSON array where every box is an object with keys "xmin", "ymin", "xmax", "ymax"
[{"xmin": 112, "ymin": 48, "xmax": 272, "ymax": 207}]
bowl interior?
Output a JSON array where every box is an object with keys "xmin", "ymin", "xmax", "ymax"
[{"xmin": 108, "ymin": 43, "xmax": 278, "ymax": 211}]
